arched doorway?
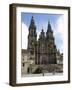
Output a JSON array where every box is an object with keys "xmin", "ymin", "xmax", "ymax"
[{"xmin": 40, "ymin": 55, "xmax": 47, "ymax": 65}]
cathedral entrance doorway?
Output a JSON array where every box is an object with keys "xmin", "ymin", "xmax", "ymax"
[{"xmin": 40, "ymin": 55, "xmax": 47, "ymax": 65}]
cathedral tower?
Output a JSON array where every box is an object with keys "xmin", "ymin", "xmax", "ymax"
[
  {"xmin": 27, "ymin": 16, "xmax": 37, "ymax": 63},
  {"xmin": 46, "ymin": 21, "xmax": 57, "ymax": 64}
]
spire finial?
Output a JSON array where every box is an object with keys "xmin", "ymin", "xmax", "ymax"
[
  {"xmin": 31, "ymin": 16, "xmax": 34, "ymax": 21},
  {"xmin": 48, "ymin": 20, "xmax": 50, "ymax": 24},
  {"xmin": 30, "ymin": 16, "xmax": 34, "ymax": 25},
  {"xmin": 32, "ymin": 16, "xmax": 33, "ymax": 19}
]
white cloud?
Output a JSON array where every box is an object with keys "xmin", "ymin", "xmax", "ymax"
[
  {"xmin": 56, "ymin": 16, "xmax": 64, "ymax": 38},
  {"xmin": 53, "ymin": 15, "xmax": 64, "ymax": 37},
  {"xmin": 22, "ymin": 22, "xmax": 28, "ymax": 49},
  {"xmin": 60, "ymin": 45, "xmax": 63, "ymax": 53},
  {"xmin": 37, "ymin": 31, "xmax": 40, "ymax": 40},
  {"xmin": 53, "ymin": 15, "xmax": 64, "ymax": 53}
]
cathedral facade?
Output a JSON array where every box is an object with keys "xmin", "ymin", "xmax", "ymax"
[
  {"xmin": 28, "ymin": 16, "xmax": 57, "ymax": 65},
  {"xmin": 21, "ymin": 16, "xmax": 63, "ymax": 75}
]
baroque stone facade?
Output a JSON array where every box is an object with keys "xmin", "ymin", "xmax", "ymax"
[
  {"xmin": 28, "ymin": 16, "xmax": 57, "ymax": 65},
  {"xmin": 21, "ymin": 16, "xmax": 63, "ymax": 75}
]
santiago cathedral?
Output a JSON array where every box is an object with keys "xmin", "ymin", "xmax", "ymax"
[
  {"xmin": 28, "ymin": 16, "xmax": 57, "ymax": 64},
  {"xmin": 21, "ymin": 16, "xmax": 63, "ymax": 75}
]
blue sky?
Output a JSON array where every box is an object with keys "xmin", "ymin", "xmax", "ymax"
[
  {"xmin": 21, "ymin": 12, "xmax": 64, "ymax": 53},
  {"xmin": 21, "ymin": 13, "xmax": 61, "ymax": 32}
]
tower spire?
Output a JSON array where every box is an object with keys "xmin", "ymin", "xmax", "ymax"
[
  {"xmin": 29, "ymin": 16, "xmax": 36, "ymax": 30},
  {"xmin": 28, "ymin": 16, "xmax": 37, "ymax": 49},
  {"xmin": 48, "ymin": 20, "xmax": 52, "ymax": 31},
  {"xmin": 46, "ymin": 20, "xmax": 53, "ymax": 36}
]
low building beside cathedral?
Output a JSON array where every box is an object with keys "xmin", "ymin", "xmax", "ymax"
[{"xmin": 21, "ymin": 16, "xmax": 63, "ymax": 76}]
